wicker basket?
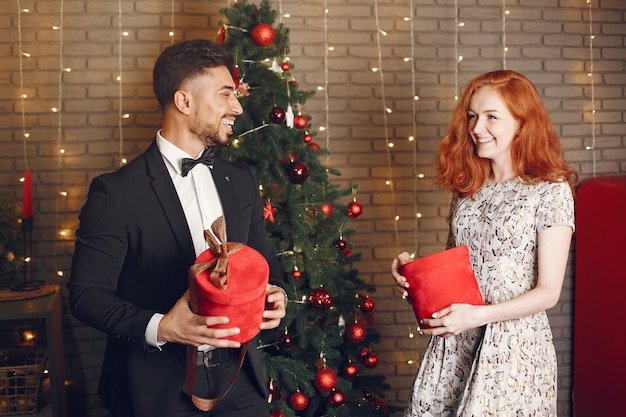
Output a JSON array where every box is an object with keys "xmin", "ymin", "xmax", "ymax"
[{"xmin": 0, "ymin": 348, "xmax": 46, "ymax": 416}]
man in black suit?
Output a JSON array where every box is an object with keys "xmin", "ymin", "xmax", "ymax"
[{"xmin": 68, "ymin": 39, "xmax": 287, "ymax": 417}]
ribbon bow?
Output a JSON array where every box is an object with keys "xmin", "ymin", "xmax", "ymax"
[
  {"xmin": 181, "ymin": 147, "xmax": 215, "ymax": 177},
  {"xmin": 189, "ymin": 216, "xmax": 243, "ymax": 289}
]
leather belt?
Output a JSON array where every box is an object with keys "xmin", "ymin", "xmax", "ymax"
[{"xmin": 196, "ymin": 348, "xmax": 239, "ymax": 368}]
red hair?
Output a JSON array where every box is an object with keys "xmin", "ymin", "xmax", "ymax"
[{"xmin": 435, "ymin": 70, "xmax": 577, "ymax": 198}]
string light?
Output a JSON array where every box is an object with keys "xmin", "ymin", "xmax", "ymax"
[
  {"xmin": 323, "ymin": 1, "xmax": 331, "ymax": 162},
  {"xmin": 169, "ymin": 0, "xmax": 175, "ymax": 43},
  {"xmin": 373, "ymin": 0, "xmax": 398, "ymax": 247},
  {"xmin": 454, "ymin": 0, "xmax": 462, "ymax": 101},
  {"xmin": 54, "ymin": 0, "xmax": 67, "ymax": 281},
  {"xmin": 586, "ymin": 0, "xmax": 597, "ymax": 177},
  {"xmin": 118, "ymin": 0, "xmax": 126, "ymax": 166},
  {"xmin": 502, "ymin": 0, "xmax": 508, "ymax": 69},
  {"xmin": 17, "ymin": 0, "xmax": 29, "ymax": 170}
]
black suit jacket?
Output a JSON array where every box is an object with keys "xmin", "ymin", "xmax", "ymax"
[{"xmin": 68, "ymin": 140, "xmax": 285, "ymax": 417}]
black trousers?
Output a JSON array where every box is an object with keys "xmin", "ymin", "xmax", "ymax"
[{"xmin": 172, "ymin": 350, "xmax": 269, "ymax": 417}]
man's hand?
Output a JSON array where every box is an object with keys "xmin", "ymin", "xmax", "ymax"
[
  {"xmin": 157, "ymin": 290, "xmax": 242, "ymax": 348},
  {"xmin": 260, "ymin": 284, "xmax": 287, "ymax": 330}
]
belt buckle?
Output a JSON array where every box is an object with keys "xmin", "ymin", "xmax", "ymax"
[{"xmin": 202, "ymin": 350, "xmax": 220, "ymax": 368}]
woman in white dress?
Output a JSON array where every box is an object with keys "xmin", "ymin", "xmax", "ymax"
[{"xmin": 391, "ymin": 70, "xmax": 577, "ymax": 416}]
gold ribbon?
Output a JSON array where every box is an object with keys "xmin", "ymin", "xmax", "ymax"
[{"xmin": 188, "ymin": 216, "xmax": 243, "ymax": 290}]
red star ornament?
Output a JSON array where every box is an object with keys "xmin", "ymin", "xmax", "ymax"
[{"xmin": 264, "ymin": 200, "xmax": 277, "ymax": 223}]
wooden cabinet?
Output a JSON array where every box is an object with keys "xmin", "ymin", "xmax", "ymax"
[{"xmin": 0, "ymin": 286, "xmax": 66, "ymax": 417}]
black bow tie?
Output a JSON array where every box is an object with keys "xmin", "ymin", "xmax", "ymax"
[{"xmin": 181, "ymin": 147, "xmax": 215, "ymax": 177}]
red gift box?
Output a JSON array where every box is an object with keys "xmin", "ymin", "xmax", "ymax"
[
  {"xmin": 188, "ymin": 219, "xmax": 269, "ymax": 343},
  {"xmin": 397, "ymin": 245, "xmax": 484, "ymax": 326}
]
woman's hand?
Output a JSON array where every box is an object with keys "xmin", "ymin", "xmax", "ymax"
[
  {"xmin": 391, "ymin": 252, "xmax": 413, "ymax": 298},
  {"xmin": 419, "ymin": 303, "xmax": 487, "ymax": 338}
]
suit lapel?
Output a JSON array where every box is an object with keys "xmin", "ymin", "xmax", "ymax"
[{"xmin": 144, "ymin": 140, "xmax": 196, "ymax": 261}]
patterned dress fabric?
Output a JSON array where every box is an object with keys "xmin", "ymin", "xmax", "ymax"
[{"xmin": 405, "ymin": 178, "xmax": 575, "ymax": 417}]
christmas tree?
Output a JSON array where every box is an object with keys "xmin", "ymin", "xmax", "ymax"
[{"xmin": 216, "ymin": 0, "xmax": 394, "ymax": 416}]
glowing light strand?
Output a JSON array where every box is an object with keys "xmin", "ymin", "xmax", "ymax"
[
  {"xmin": 54, "ymin": 0, "xmax": 66, "ymax": 279},
  {"xmin": 502, "ymin": 0, "xmax": 507, "ymax": 69},
  {"xmin": 16, "ymin": 0, "xmax": 28, "ymax": 170},
  {"xmin": 323, "ymin": 1, "xmax": 330, "ymax": 162},
  {"xmin": 373, "ymin": 0, "xmax": 399, "ymax": 247},
  {"xmin": 118, "ymin": 0, "xmax": 125, "ymax": 166},
  {"xmin": 406, "ymin": 0, "xmax": 425, "ymax": 363},
  {"xmin": 169, "ymin": 0, "xmax": 175, "ymax": 43},
  {"xmin": 454, "ymin": 0, "xmax": 461, "ymax": 101},
  {"xmin": 408, "ymin": 0, "xmax": 419, "ymax": 256},
  {"xmin": 587, "ymin": 0, "xmax": 597, "ymax": 177}
]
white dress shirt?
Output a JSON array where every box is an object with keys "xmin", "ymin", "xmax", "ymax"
[{"xmin": 144, "ymin": 131, "xmax": 224, "ymax": 348}]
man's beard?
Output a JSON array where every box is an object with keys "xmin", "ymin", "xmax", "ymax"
[{"xmin": 192, "ymin": 112, "xmax": 230, "ymax": 148}]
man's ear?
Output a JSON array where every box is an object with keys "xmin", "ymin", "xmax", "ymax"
[{"xmin": 173, "ymin": 90, "xmax": 192, "ymax": 115}]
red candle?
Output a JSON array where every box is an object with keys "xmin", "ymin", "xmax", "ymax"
[{"xmin": 22, "ymin": 169, "xmax": 33, "ymax": 231}]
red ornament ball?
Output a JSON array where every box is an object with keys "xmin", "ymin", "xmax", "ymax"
[
  {"xmin": 334, "ymin": 239, "xmax": 347, "ymax": 251},
  {"xmin": 320, "ymin": 202, "xmax": 333, "ymax": 218},
  {"xmin": 293, "ymin": 115, "xmax": 308, "ymax": 130},
  {"xmin": 371, "ymin": 398, "xmax": 388, "ymax": 413},
  {"xmin": 342, "ymin": 248, "xmax": 352, "ymax": 258},
  {"xmin": 360, "ymin": 296, "xmax": 376, "ymax": 313},
  {"xmin": 292, "ymin": 269, "xmax": 302, "ymax": 279},
  {"xmin": 286, "ymin": 161, "xmax": 309, "ymax": 184},
  {"xmin": 281, "ymin": 62, "xmax": 290, "ymax": 71},
  {"xmin": 269, "ymin": 106, "xmax": 286, "ymax": 124},
  {"xmin": 327, "ymin": 389, "xmax": 346, "ymax": 407},
  {"xmin": 308, "ymin": 142, "xmax": 320, "ymax": 151},
  {"xmin": 279, "ymin": 333, "xmax": 294, "ymax": 349},
  {"xmin": 303, "ymin": 133, "xmax": 313, "ymax": 143},
  {"xmin": 347, "ymin": 322, "xmax": 367, "ymax": 343},
  {"xmin": 251, "ymin": 23, "xmax": 276, "ymax": 47},
  {"xmin": 314, "ymin": 367, "xmax": 338, "ymax": 392},
  {"xmin": 363, "ymin": 352, "xmax": 379, "ymax": 369},
  {"xmin": 347, "ymin": 201, "xmax": 363, "ymax": 218},
  {"xmin": 360, "ymin": 347, "xmax": 370, "ymax": 358},
  {"xmin": 342, "ymin": 363, "xmax": 359, "ymax": 380},
  {"xmin": 278, "ymin": 152, "xmax": 297, "ymax": 166},
  {"xmin": 270, "ymin": 409, "xmax": 286, "ymax": 417},
  {"xmin": 309, "ymin": 287, "xmax": 334, "ymax": 310},
  {"xmin": 289, "ymin": 391, "xmax": 309, "ymax": 411}
]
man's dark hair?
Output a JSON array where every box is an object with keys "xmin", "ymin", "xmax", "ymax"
[{"xmin": 152, "ymin": 39, "xmax": 233, "ymax": 110}]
